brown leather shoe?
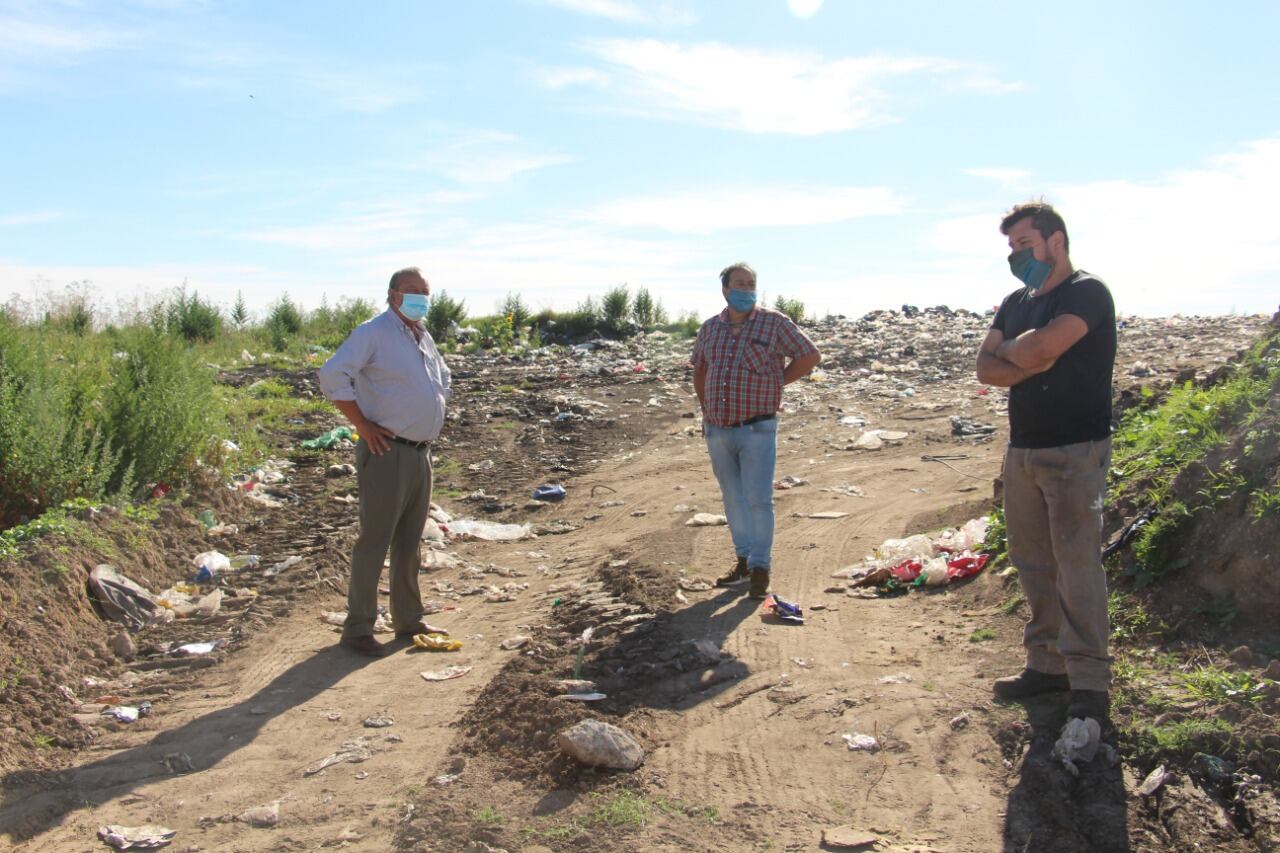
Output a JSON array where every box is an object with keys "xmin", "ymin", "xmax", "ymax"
[
  {"xmin": 748, "ymin": 567, "xmax": 770, "ymax": 600},
  {"xmin": 340, "ymin": 634, "xmax": 388, "ymax": 657},
  {"xmin": 715, "ymin": 556, "xmax": 749, "ymax": 587},
  {"xmin": 394, "ymin": 622, "xmax": 449, "ymax": 639}
]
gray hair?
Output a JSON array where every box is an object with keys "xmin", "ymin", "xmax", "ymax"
[
  {"xmin": 388, "ymin": 267, "xmax": 425, "ymax": 291},
  {"xmin": 719, "ymin": 262, "xmax": 757, "ymax": 288}
]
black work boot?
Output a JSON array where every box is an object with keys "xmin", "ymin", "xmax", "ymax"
[
  {"xmin": 992, "ymin": 668, "xmax": 1070, "ymax": 699},
  {"xmin": 715, "ymin": 556, "xmax": 749, "ymax": 587},
  {"xmin": 1066, "ymin": 689, "xmax": 1110, "ymax": 722},
  {"xmin": 748, "ymin": 567, "xmax": 771, "ymax": 600}
]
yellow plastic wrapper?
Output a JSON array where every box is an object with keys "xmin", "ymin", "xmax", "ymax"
[{"xmin": 413, "ymin": 632, "xmax": 462, "ymax": 652}]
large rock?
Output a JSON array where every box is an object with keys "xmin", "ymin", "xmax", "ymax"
[{"xmin": 556, "ymin": 720, "xmax": 644, "ymax": 770}]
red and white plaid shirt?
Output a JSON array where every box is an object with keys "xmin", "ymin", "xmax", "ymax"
[{"xmin": 691, "ymin": 307, "xmax": 818, "ymax": 427}]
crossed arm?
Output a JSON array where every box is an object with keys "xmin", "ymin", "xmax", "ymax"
[{"xmin": 975, "ymin": 314, "xmax": 1088, "ymax": 388}]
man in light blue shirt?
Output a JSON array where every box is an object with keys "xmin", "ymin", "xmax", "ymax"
[{"xmin": 319, "ymin": 267, "xmax": 452, "ymax": 657}]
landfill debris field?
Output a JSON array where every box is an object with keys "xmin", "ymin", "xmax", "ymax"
[{"xmin": 2, "ymin": 307, "xmax": 1279, "ymax": 852}]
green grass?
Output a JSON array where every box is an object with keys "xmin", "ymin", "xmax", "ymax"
[
  {"xmin": 473, "ymin": 805, "xmax": 503, "ymax": 826},
  {"xmin": 969, "ymin": 628, "xmax": 997, "ymax": 643},
  {"xmin": 1129, "ymin": 717, "xmax": 1233, "ymax": 757},
  {"xmin": 584, "ymin": 790, "xmax": 649, "ymax": 828},
  {"xmin": 1179, "ymin": 665, "xmax": 1271, "ymax": 704},
  {"xmin": 1108, "ymin": 591, "xmax": 1164, "ymax": 640},
  {"xmin": 999, "ymin": 590, "xmax": 1025, "ymax": 614},
  {"xmin": 32, "ymin": 734, "xmax": 56, "ymax": 749}
]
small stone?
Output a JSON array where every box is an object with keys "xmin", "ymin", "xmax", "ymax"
[
  {"xmin": 557, "ymin": 720, "xmax": 644, "ymax": 770},
  {"xmin": 1263, "ymin": 659, "xmax": 1280, "ymax": 681},
  {"xmin": 821, "ymin": 826, "xmax": 879, "ymax": 849},
  {"xmin": 1228, "ymin": 645, "xmax": 1253, "ymax": 667},
  {"xmin": 111, "ymin": 631, "xmax": 136, "ymax": 660}
]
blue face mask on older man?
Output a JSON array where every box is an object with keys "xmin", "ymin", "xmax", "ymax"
[{"xmin": 399, "ymin": 293, "xmax": 430, "ymax": 321}]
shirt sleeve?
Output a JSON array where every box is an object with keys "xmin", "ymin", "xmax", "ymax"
[
  {"xmin": 991, "ymin": 293, "xmax": 1012, "ymax": 334},
  {"xmin": 690, "ymin": 322, "xmax": 710, "ymax": 367},
  {"xmin": 1055, "ymin": 276, "xmax": 1115, "ymax": 333},
  {"xmin": 774, "ymin": 316, "xmax": 819, "ymax": 359},
  {"xmin": 318, "ymin": 324, "xmax": 373, "ymax": 402}
]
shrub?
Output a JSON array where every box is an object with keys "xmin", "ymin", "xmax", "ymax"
[
  {"xmin": 631, "ymin": 288, "xmax": 668, "ymax": 328},
  {"xmin": 426, "ymin": 290, "xmax": 467, "ymax": 342},
  {"xmin": 773, "ymin": 296, "xmax": 805, "ymax": 323},
  {"xmin": 166, "ymin": 287, "xmax": 222, "ymax": 343},
  {"xmin": 230, "ymin": 291, "xmax": 250, "ymax": 329},
  {"xmin": 601, "ymin": 285, "xmax": 631, "ymax": 334},
  {"xmin": 498, "ymin": 293, "xmax": 531, "ymax": 331},
  {"xmin": 266, "ymin": 295, "xmax": 303, "ymax": 351}
]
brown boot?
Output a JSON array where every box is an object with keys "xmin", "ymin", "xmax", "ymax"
[
  {"xmin": 715, "ymin": 556, "xmax": 749, "ymax": 587},
  {"xmin": 748, "ymin": 567, "xmax": 770, "ymax": 600}
]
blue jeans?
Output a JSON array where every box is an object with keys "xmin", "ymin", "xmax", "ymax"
[{"xmin": 705, "ymin": 418, "xmax": 778, "ymax": 572}]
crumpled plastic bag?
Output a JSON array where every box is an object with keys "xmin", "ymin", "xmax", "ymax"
[
  {"xmin": 413, "ymin": 632, "xmax": 462, "ymax": 651},
  {"xmin": 98, "ymin": 824, "xmax": 177, "ymax": 850},
  {"xmin": 88, "ymin": 565, "xmax": 167, "ymax": 630}
]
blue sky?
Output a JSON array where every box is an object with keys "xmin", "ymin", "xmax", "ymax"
[{"xmin": 2, "ymin": 0, "xmax": 1278, "ymax": 322}]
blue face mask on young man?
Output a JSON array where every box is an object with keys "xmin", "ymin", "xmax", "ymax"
[
  {"xmin": 1007, "ymin": 249, "xmax": 1052, "ymax": 292},
  {"xmin": 726, "ymin": 289, "xmax": 757, "ymax": 312},
  {"xmin": 399, "ymin": 293, "xmax": 430, "ymax": 321}
]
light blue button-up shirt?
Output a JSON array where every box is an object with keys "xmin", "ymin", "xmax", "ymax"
[{"xmin": 318, "ymin": 309, "xmax": 452, "ymax": 443}]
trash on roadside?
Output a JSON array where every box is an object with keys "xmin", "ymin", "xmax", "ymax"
[
  {"xmin": 421, "ymin": 665, "xmax": 472, "ymax": 681},
  {"xmin": 447, "ymin": 518, "xmax": 534, "ymax": 541},
  {"xmin": 500, "ymin": 635, "xmax": 531, "ymax": 650},
  {"xmin": 325, "ymin": 463, "xmax": 356, "ymax": 478},
  {"xmin": 532, "ymin": 484, "xmax": 567, "ymax": 502},
  {"xmin": 761, "ymin": 594, "xmax": 804, "ymax": 625},
  {"xmin": 1052, "ymin": 717, "xmax": 1117, "ymax": 776},
  {"xmin": 362, "ymin": 716, "xmax": 395, "ymax": 728},
  {"xmin": 774, "ymin": 475, "xmax": 810, "ymax": 489},
  {"xmin": 102, "ymin": 705, "xmax": 141, "ymax": 723},
  {"xmin": 950, "ymin": 712, "xmax": 970, "ymax": 730},
  {"xmin": 685, "ymin": 513, "xmax": 728, "ymax": 527},
  {"xmin": 413, "ymin": 633, "xmax": 462, "ymax": 652},
  {"xmin": 195, "ymin": 510, "xmax": 216, "ymax": 529},
  {"xmin": 553, "ymin": 679, "xmax": 597, "ymax": 694},
  {"xmin": 677, "ymin": 577, "xmax": 714, "ymax": 592},
  {"xmin": 557, "ymin": 692, "xmax": 607, "ymax": 701},
  {"xmin": 878, "ymin": 673, "xmax": 912, "ymax": 684},
  {"xmin": 842, "ymin": 733, "xmax": 880, "ymax": 752},
  {"xmin": 97, "ymin": 824, "xmax": 177, "ymax": 850},
  {"xmin": 303, "ymin": 740, "xmax": 374, "ymax": 776},
  {"xmin": 1137, "ymin": 764, "xmax": 1168, "ymax": 797},
  {"xmin": 176, "ymin": 642, "xmax": 217, "ymax": 656},
  {"xmin": 264, "ymin": 555, "xmax": 303, "ymax": 576},
  {"xmin": 950, "ymin": 415, "xmax": 997, "ymax": 438},
  {"xmin": 795, "ymin": 511, "xmax": 849, "ymax": 520},
  {"xmin": 299, "ymin": 426, "xmax": 354, "ymax": 449},
  {"xmin": 192, "ymin": 550, "xmax": 230, "ymax": 583},
  {"xmin": 88, "ymin": 565, "xmax": 168, "ymax": 630},
  {"xmin": 238, "ymin": 802, "xmax": 280, "ymax": 828}
]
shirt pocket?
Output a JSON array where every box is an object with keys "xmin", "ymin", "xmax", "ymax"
[{"xmin": 740, "ymin": 340, "xmax": 777, "ymax": 377}]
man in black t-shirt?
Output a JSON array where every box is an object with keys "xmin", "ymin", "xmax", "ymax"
[{"xmin": 976, "ymin": 202, "xmax": 1117, "ymax": 725}]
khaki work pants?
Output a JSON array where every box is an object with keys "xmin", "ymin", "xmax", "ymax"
[
  {"xmin": 1003, "ymin": 438, "xmax": 1113, "ymax": 692},
  {"xmin": 342, "ymin": 439, "xmax": 431, "ymax": 639}
]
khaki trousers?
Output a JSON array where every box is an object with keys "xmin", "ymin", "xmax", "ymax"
[
  {"xmin": 1003, "ymin": 438, "xmax": 1113, "ymax": 692},
  {"xmin": 342, "ymin": 439, "xmax": 431, "ymax": 639}
]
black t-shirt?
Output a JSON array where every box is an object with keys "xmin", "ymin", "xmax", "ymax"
[{"xmin": 991, "ymin": 271, "xmax": 1116, "ymax": 449}]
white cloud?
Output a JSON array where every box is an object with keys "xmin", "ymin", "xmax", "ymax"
[
  {"xmin": 537, "ymin": 66, "xmax": 609, "ymax": 90},
  {"xmin": 0, "ymin": 17, "xmax": 132, "ymax": 57},
  {"xmin": 586, "ymin": 185, "xmax": 906, "ymax": 232},
  {"xmin": 555, "ymin": 39, "xmax": 1021, "ymax": 134},
  {"xmin": 963, "ymin": 167, "xmax": 1032, "ymax": 185},
  {"xmin": 929, "ymin": 136, "xmax": 1280, "ymax": 316},
  {"xmin": 787, "ymin": 0, "xmax": 824, "ymax": 19},
  {"xmin": 0, "ymin": 210, "xmax": 62, "ymax": 226},
  {"xmin": 404, "ymin": 132, "xmax": 573, "ymax": 185},
  {"xmin": 540, "ymin": 0, "xmax": 697, "ymax": 26}
]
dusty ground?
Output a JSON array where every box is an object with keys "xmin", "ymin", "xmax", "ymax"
[{"xmin": 0, "ymin": 310, "xmax": 1275, "ymax": 852}]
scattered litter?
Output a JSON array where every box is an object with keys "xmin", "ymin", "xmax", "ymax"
[
  {"xmin": 500, "ymin": 635, "xmax": 531, "ymax": 650},
  {"xmin": 950, "ymin": 712, "xmax": 970, "ymax": 730},
  {"xmin": 467, "ymin": 459, "xmax": 495, "ymax": 471},
  {"xmin": 677, "ymin": 577, "xmax": 714, "ymax": 592},
  {"xmin": 88, "ymin": 565, "xmax": 167, "ymax": 630},
  {"xmin": 413, "ymin": 633, "xmax": 463, "ymax": 652},
  {"xmin": 299, "ymin": 426, "xmax": 354, "ymax": 449},
  {"xmin": 304, "ymin": 741, "xmax": 374, "ymax": 776},
  {"xmin": 554, "ymin": 679, "xmax": 597, "ymax": 693},
  {"xmin": 447, "ymin": 518, "xmax": 533, "ymax": 541},
  {"xmin": 1051, "ymin": 717, "xmax": 1118, "ymax": 776},
  {"xmin": 433, "ymin": 772, "xmax": 461, "ymax": 786},
  {"xmin": 795, "ymin": 511, "xmax": 849, "ymax": 520},
  {"xmin": 950, "ymin": 415, "xmax": 997, "ymax": 437},
  {"xmin": 176, "ymin": 642, "xmax": 216, "ymax": 656},
  {"xmin": 685, "ymin": 513, "xmax": 728, "ymax": 527},
  {"xmin": 557, "ymin": 719, "xmax": 645, "ymax": 770},
  {"xmin": 97, "ymin": 824, "xmax": 177, "ymax": 850},
  {"xmin": 878, "ymin": 673, "xmax": 913, "ymax": 684},
  {"xmin": 192, "ymin": 550, "xmax": 230, "ymax": 582},
  {"xmin": 265, "ymin": 555, "xmax": 303, "ymax": 576},
  {"xmin": 421, "ymin": 666, "xmax": 472, "ymax": 681},
  {"xmin": 671, "ymin": 504, "xmax": 696, "ymax": 513},
  {"xmin": 837, "ymin": 415, "xmax": 867, "ymax": 427},
  {"xmin": 532, "ymin": 483, "xmax": 566, "ymax": 502},
  {"xmin": 761, "ymin": 594, "xmax": 804, "ymax": 625},
  {"xmin": 238, "ymin": 802, "xmax": 280, "ymax": 828},
  {"xmin": 103, "ymin": 705, "xmax": 141, "ymax": 723},
  {"xmin": 1137, "ymin": 764, "xmax": 1168, "ymax": 797},
  {"xmin": 842, "ymin": 733, "xmax": 880, "ymax": 752},
  {"xmin": 821, "ymin": 484, "xmax": 866, "ymax": 497},
  {"xmin": 774, "ymin": 475, "xmax": 810, "ymax": 489},
  {"xmin": 362, "ymin": 716, "xmax": 395, "ymax": 728},
  {"xmin": 557, "ymin": 692, "xmax": 607, "ymax": 702}
]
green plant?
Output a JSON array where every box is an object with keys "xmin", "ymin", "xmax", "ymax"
[
  {"xmin": 473, "ymin": 806, "xmax": 503, "ymax": 826},
  {"xmin": 426, "ymin": 290, "xmax": 467, "ymax": 343},
  {"xmin": 1180, "ymin": 665, "xmax": 1265, "ymax": 703},
  {"xmin": 166, "ymin": 287, "xmax": 222, "ymax": 343},
  {"xmin": 773, "ymin": 296, "xmax": 805, "ymax": 323},
  {"xmin": 498, "ymin": 292, "xmax": 531, "ymax": 330},
  {"xmin": 32, "ymin": 734, "xmax": 56, "ymax": 749},
  {"xmin": 1131, "ymin": 717, "xmax": 1232, "ymax": 757},
  {"xmin": 969, "ymin": 628, "xmax": 996, "ymax": 642},
  {"xmin": 585, "ymin": 791, "xmax": 648, "ymax": 828},
  {"xmin": 265, "ymin": 295, "xmax": 303, "ymax": 351},
  {"xmin": 230, "ymin": 291, "xmax": 249, "ymax": 329},
  {"xmin": 631, "ymin": 288, "xmax": 667, "ymax": 328}
]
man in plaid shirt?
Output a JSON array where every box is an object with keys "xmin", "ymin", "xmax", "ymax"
[{"xmin": 691, "ymin": 262, "xmax": 822, "ymax": 599}]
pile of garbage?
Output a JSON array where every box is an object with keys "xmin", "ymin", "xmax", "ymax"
[{"xmin": 832, "ymin": 517, "xmax": 991, "ymax": 595}]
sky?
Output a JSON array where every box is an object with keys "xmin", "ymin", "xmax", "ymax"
[{"xmin": 2, "ymin": 0, "xmax": 1278, "ymax": 322}]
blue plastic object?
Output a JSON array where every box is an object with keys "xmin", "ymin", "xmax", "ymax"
[{"xmin": 532, "ymin": 484, "xmax": 567, "ymax": 502}]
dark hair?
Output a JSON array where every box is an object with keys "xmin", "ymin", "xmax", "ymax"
[
  {"xmin": 719, "ymin": 262, "xmax": 757, "ymax": 288},
  {"xmin": 388, "ymin": 266, "xmax": 424, "ymax": 291},
  {"xmin": 1000, "ymin": 202, "xmax": 1069, "ymax": 254}
]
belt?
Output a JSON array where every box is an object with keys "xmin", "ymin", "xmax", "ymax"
[
  {"xmin": 724, "ymin": 413, "xmax": 775, "ymax": 429},
  {"xmin": 389, "ymin": 435, "xmax": 432, "ymax": 449}
]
